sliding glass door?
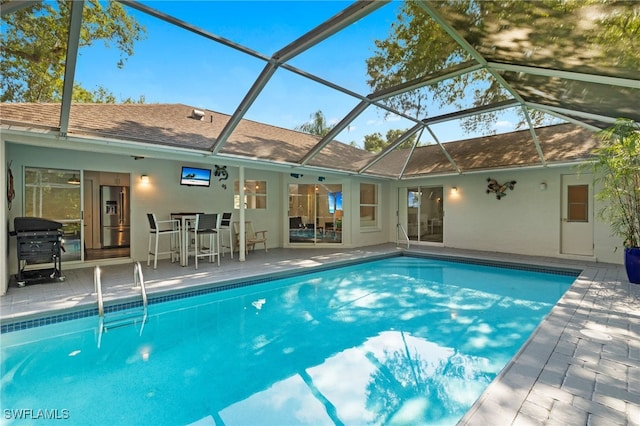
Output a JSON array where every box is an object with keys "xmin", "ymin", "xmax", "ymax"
[
  {"xmin": 24, "ymin": 167, "xmax": 83, "ymax": 261},
  {"xmin": 406, "ymin": 186, "xmax": 444, "ymax": 243},
  {"xmin": 288, "ymin": 183, "xmax": 342, "ymax": 244}
]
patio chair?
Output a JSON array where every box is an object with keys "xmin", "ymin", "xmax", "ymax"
[
  {"xmin": 233, "ymin": 221, "xmax": 268, "ymax": 255},
  {"xmin": 147, "ymin": 213, "xmax": 181, "ymax": 269},
  {"xmin": 189, "ymin": 213, "xmax": 220, "ymax": 269}
]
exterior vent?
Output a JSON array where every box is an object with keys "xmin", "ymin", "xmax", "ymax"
[{"xmin": 191, "ymin": 109, "xmax": 205, "ymax": 120}]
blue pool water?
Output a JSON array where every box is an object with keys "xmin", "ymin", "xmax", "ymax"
[{"xmin": 1, "ymin": 257, "xmax": 576, "ymax": 425}]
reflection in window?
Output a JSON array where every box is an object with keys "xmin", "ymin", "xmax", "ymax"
[
  {"xmin": 24, "ymin": 167, "xmax": 82, "ymax": 260},
  {"xmin": 360, "ymin": 183, "xmax": 378, "ymax": 228},
  {"xmin": 234, "ymin": 180, "xmax": 267, "ymax": 209},
  {"xmin": 289, "ymin": 183, "xmax": 342, "ymax": 244}
]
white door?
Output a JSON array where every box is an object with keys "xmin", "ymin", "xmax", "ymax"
[{"xmin": 561, "ymin": 174, "xmax": 593, "ymax": 256}]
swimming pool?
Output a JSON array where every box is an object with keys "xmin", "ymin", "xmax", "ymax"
[{"xmin": 1, "ymin": 256, "xmax": 576, "ymax": 425}]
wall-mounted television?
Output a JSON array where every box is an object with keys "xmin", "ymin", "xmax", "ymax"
[{"xmin": 180, "ymin": 166, "xmax": 211, "ymax": 187}]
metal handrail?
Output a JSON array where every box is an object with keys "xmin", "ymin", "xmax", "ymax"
[
  {"xmin": 94, "ymin": 266, "xmax": 104, "ymax": 317},
  {"xmin": 397, "ymin": 223, "xmax": 410, "ymax": 249},
  {"xmin": 133, "ymin": 261, "xmax": 148, "ymax": 310}
]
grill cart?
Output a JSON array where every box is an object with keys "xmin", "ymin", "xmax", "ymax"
[{"xmin": 11, "ymin": 217, "xmax": 66, "ymax": 287}]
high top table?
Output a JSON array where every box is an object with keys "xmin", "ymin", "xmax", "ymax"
[{"xmin": 170, "ymin": 213, "xmax": 202, "ymax": 266}]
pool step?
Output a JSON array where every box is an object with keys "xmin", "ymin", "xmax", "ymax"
[{"xmin": 102, "ymin": 308, "xmax": 147, "ymax": 332}]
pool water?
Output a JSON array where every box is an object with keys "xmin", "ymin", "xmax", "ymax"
[{"xmin": 1, "ymin": 257, "xmax": 575, "ymax": 425}]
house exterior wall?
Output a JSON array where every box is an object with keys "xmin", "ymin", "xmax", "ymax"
[
  {"xmin": 2, "ymin": 142, "xmax": 287, "ymax": 290},
  {"xmin": 1, "ymin": 138, "xmax": 623, "ymax": 295},
  {"xmin": 389, "ymin": 166, "xmax": 622, "ymax": 264},
  {"xmin": 1, "ymin": 139, "xmax": 7, "ymax": 295}
]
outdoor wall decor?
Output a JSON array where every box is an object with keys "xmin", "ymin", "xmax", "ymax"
[
  {"xmin": 214, "ymin": 164, "xmax": 228, "ymax": 190},
  {"xmin": 214, "ymin": 164, "xmax": 228, "ymax": 181},
  {"xmin": 486, "ymin": 177, "xmax": 516, "ymax": 200}
]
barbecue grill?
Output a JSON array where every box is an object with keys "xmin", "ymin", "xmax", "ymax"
[{"xmin": 11, "ymin": 217, "xmax": 66, "ymax": 287}]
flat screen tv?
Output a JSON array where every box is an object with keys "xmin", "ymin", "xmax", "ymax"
[{"xmin": 180, "ymin": 166, "xmax": 211, "ymax": 187}]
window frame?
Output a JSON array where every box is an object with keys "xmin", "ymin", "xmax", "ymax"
[
  {"xmin": 234, "ymin": 179, "xmax": 267, "ymax": 209},
  {"xmin": 359, "ymin": 182, "xmax": 379, "ymax": 230}
]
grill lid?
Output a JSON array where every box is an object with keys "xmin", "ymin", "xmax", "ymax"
[{"xmin": 14, "ymin": 217, "xmax": 63, "ymax": 232}]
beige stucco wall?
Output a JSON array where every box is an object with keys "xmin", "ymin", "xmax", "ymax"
[
  {"xmin": 2, "ymin": 135, "xmax": 623, "ymax": 294},
  {"xmin": 390, "ymin": 166, "xmax": 622, "ymax": 264}
]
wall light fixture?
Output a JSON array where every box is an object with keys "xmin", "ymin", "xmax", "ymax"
[{"xmin": 141, "ymin": 175, "xmax": 149, "ymax": 184}]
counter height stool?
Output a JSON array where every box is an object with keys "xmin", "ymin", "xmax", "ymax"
[
  {"xmin": 219, "ymin": 212, "xmax": 233, "ymax": 259},
  {"xmin": 147, "ymin": 213, "xmax": 181, "ymax": 269},
  {"xmin": 190, "ymin": 213, "xmax": 220, "ymax": 269}
]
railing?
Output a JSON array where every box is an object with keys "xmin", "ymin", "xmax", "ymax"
[
  {"xmin": 133, "ymin": 261, "xmax": 148, "ymax": 310},
  {"xmin": 94, "ymin": 266, "xmax": 104, "ymax": 317},
  {"xmin": 96, "ymin": 262, "xmax": 148, "ymax": 348},
  {"xmin": 396, "ymin": 223, "xmax": 410, "ymax": 249}
]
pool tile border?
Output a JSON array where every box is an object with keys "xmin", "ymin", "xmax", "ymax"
[{"xmin": 0, "ymin": 251, "xmax": 581, "ymax": 334}]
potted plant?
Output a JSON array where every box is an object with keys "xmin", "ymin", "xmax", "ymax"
[{"xmin": 591, "ymin": 118, "xmax": 640, "ymax": 283}]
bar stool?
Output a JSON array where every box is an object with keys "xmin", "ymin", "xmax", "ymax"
[
  {"xmin": 147, "ymin": 213, "xmax": 181, "ymax": 269},
  {"xmin": 219, "ymin": 212, "xmax": 233, "ymax": 258},
  {"xmin": 190, "ymin": 213, "xmax": 220, "ymax": 269}
]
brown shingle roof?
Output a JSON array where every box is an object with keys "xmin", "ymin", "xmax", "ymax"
[
  {"xmin": 367, "ymin": 123, "xmax": 598, "ymax": 177},
  {"xmin": 1, "ymin": 103, "xmax": 599, "ymax": 178}
]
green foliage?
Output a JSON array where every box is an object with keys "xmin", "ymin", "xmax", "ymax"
[
  {"xmin": 364, "ymin": 129, "xmax": 417, "ymax": 153},
  {"xmin": 295, "ymin": 110, "xmax": 334, "ymax": 137},
  {"xmin": 1, "ymin": 0, "xmax": 146, "ymax": 102},
  {"xmin": 592, "ymin": 119, "xmax": 640, "ymax": 248},
  {"xmin": 366, "ymin": 1, "xmax": 640, "ymax": 134},
  {"xmin": 366, "ymin": 0, "xmax": 507, "ymax": 131}
]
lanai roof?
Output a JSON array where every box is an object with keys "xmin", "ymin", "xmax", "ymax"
[{"xmin": 1, "ymin": 1, "xmax": 638, "ymax": 179}]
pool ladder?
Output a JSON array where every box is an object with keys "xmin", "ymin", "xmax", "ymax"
[{"xmin": 95, "ymin": 262, "xmax": 148, "ymax": 347}]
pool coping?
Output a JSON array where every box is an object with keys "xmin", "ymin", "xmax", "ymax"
[{"xmin": 0, "ymin": 250, "xmax": 581, "ymax": 334}]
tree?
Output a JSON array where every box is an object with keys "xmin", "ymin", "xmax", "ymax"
[
  {"xmin": 295, "ymin": 110, "xmax": 335, "ymax": 137},
  {"xmin": 366, "ymin": 1, "xmax": 640, "ymax": 134},
  {"xmin": 364, "ymin": 129, "xmax": 418, "ymax": 153},
  {"xmin": 1, "ymin": 0, "xmax": 146, "ymax": 103}
]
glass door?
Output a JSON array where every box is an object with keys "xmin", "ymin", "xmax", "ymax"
[
  {"xmin": 24, "ymin": 167, "xmax": 83, "ymax": 261},
  {"xmin": 406, "ymin": 186, "xmax": 443, "ymax": 243},
  {"xmin": 288, "ymin": 183, "xmax": 342, "ymax": 244}
]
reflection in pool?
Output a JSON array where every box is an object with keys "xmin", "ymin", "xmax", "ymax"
[{"xmin": 1, "ymin": 257, "xmax": 575, "ymax": 425}]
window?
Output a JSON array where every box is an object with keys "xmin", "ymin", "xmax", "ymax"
[
  {"xmin": 288, "ymin": 183, "xmax": 342, "ymax": 244},
  {"xmin": 234, "ymin": 180, "xmax": 267, "ymax": 209},
  {"xmin": 567, "ymin": 184, "xmax": 588, "ymax": 222},
  {"xmin": 360, "ymin": 183, "xmax": 378, "ymax": 228}
]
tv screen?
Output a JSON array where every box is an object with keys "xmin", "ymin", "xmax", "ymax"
[{"xmin": 180, "ymin": 166, "xmax": 211, "ymax": 187}]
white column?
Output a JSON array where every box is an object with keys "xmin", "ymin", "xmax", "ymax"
[{"xmin": 239, "ymin": 166, "xmax": 246, "ymax": 261}]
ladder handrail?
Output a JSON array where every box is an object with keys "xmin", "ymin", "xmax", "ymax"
[
  {"xmin": 97, "ymin": 263, "xmax": 148, "ymax": 347},
  {"xmin": 133, "ymin": 261, "xmax": 148, "ymax": 309},
  {"xmin": 94, "ymin": 266, "xmax": 104, "ymax": 317}
]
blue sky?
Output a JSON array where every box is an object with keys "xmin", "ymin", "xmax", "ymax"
[{"xmin": 74, "ymin": 1, "xmax": 522, "ymax": 148}]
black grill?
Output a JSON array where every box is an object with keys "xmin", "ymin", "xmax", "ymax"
[{"xmin": 12, "ymin": 217, "xmax": 65, "ymax": 287}]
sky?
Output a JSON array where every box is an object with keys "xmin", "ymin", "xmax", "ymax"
[{"xmin": 73, "ymin": 1, "xmax": 523, "ymax": 149}]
